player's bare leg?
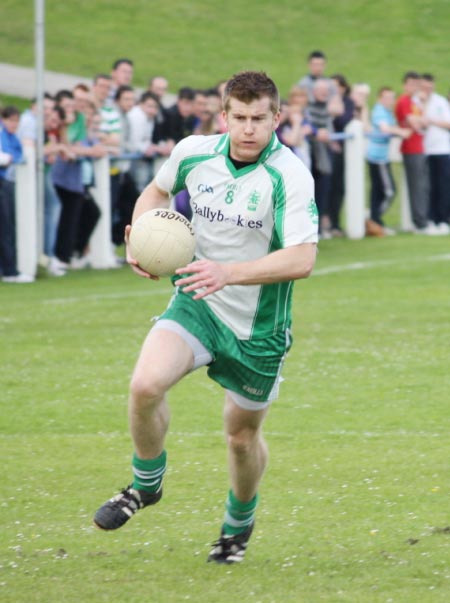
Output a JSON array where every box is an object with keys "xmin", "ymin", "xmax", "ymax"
[
  {"xmin": 94, "ymin": 328, "xmax": 194, "ymax": 530},
  {"xmin": 208, "ymin": 393, "xmax": 269, "ymax": 564},
  {"xmin": 129, "ymin": 328, "xmax": 195, "ymax": 459},
  {"xmin": 223, "ymin": 394, "xmax": 269, "ymax": 502}
]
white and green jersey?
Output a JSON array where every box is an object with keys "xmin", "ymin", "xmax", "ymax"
[{"xmin": 155, "ymin": 133, "xmax": 318, "ymax": 340}]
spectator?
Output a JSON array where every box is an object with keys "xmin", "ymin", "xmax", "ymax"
[
  {"xmin": 0, "ymin": 106, "xmax": 34, "ymax": 283},
  {"xmin": 50, "ymin": 92, "xmax": 107, "ymax": 275},
  {"xmin": 71, "ymin": 102, "xmax": 103, "ymax": 269},
  {"xmin": 55, "ymin": 89, "xmax": 87, "ymax": 142},
  {"xmin": 193, "ymin": 89, "xmax": 222, "ymax": 136},
  {"xmin": 147, "ymin": 76, "xmax": 173, "ymax": 158},
  {"xmin": 366, "ymin": 87, "xmax": 410, "ymax": 236},
  {"xmin": 91, "ymin": 74, "xmax": 120, "ymax": 149},
  {"xmin": 148, "ymin": 76, "xmax": 169, "ymax": 104},
  {"xmin": 277, "ymin": 94, "xmax": 314, "ymax": 169},
  {"xmin": 127, "ymin": 91, "xmax": 164, "ymax": 192},
  {"xmin": 351, "ymin": 82, "xmax": 371, "ymax": 132},
  {"xmin": 419, "ymin": 73, "xmax": 450, "ymax": 235},
  {"xmin": 192, "ymin": 89, "xmax": 208, "ymax": 129},
  {"xmin": 73, "ymin": 83, "xmax": 91, "ymax": 117},
  {"xmin": 394, "ymin": 71, "xmax": 430, "ymax": 234},
  {"xmin": 307, "ymin": 79, "xmax": 335, "ymax": 237},
  {"xmin": 91, "ymin": 73, "xmax": 122, "ymax": 254},
  {"xmin": 43, "ymin": 104, "xmax": 67, "ymax": 275},
  {"xmin": 329, "ymin": 74, "xmax": 356, "ymax": 236},
  {"xmin": 297, "ymin": 50, "xmax": 340, "ymax": 114},
  {"xmin": 164, "ymin": 86, "xmax": 196, "ymax": 144},
  {"xmin": 17, "ymin": 94, "xmax": 55, "ymax": 147},
  {"xmin": 107, "ymin": 58, "xmax": 134, "ymax": 105},
  {"xmin": 214, "ymin": 80, "xmax": 228, "ymax": 133},
  {"xmin": 287, "ymin": 84, "xmax": 309, "ymax": 109},
  {"xmin": 113, "ymin": 85, "xmax": 139, "ymax": 245}
]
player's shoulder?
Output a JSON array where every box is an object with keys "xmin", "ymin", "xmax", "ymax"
[{"xmin": 267, "ymin": 143, "xmax": 312, "ymax": 180}]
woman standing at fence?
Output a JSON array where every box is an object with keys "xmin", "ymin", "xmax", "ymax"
[
  {"xmin": 328, "ymin": 74, "xmax": 356, "ymax": 237},
  {"xmin": 50, "ymin": 92, "xmax": 107, "ymax": 275}
]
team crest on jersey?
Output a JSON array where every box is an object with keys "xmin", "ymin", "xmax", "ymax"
[
  {"xmin": 308, "ymin": 198, "xmax": 319, "ymax": 224},
  {"xmin": 247, "ymin": 190, "xmax": 261, "ymax": 212}
]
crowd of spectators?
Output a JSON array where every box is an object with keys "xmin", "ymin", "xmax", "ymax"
[{"xmin": 1, "ymin": 52, "xmax": 449, "ymax": 283}]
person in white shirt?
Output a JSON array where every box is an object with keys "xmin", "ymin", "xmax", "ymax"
[
  {"xmin": 420, "ymin": 73, "xmax": 450, "ymax": 234},
  {"xmin": 127, "ymin": 91, "xmax": 168, "ymax": 192}
]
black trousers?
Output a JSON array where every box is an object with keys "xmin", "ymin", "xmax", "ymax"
[
  {"xmin": 368, "ymin": 162, "xmax": 396, "ymax": 226},
  {"xmin": 427, "ymin": 154, "xmax": 450, "ymax": 224},
  {"xmin": 75, "ymin": 188, "xmax": 101, "ymax": 255},
  {"xmin": 329, "ymin": 150, "xmax": 345, "ymax": 230},
  {"xmin": 54, "ymin": 185, "xmax": 85, "ymax": 263},
  {"xmin": 112, "ymin": 172, "xmax": 139, "ymax": 246},
  {"xmin": 0, "ymin": 179, "xmax": 18, "ymax": 276}
]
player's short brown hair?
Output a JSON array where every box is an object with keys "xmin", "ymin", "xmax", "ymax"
[{"xmin": 223, "ymin": 71, "xmax": 280, "ymax": 114}]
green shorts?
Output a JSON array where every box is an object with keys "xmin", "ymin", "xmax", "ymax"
[{"xmin": 157, "ymin": 289, "xmax": 292, "ymax": 407}]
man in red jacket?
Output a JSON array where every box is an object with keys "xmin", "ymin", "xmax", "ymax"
[{"xmin": 395, "ymin": 71, "xmax": 430, "ymax": 233}]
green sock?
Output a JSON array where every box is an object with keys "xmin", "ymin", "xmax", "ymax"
[
  {"xmin": 132, "ymin": 450, "xmax": 167, "ymax": 493},
  {"xmin": 222, "ymin": 489, "xmax": 258, "ymax": 536}
]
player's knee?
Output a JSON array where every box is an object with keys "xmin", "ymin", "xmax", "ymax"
[
  {"xmin": 129, "ymin": 371, "xmax": 167, "ymax": 406},
  {"xmin": 227, "ymin": 427, "xmax": 259, "ymax": 457}
]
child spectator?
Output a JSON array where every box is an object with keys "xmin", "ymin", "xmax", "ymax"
[{"xmin": 366, "ymin": 87, "xmax": 410, "ymax": 235}]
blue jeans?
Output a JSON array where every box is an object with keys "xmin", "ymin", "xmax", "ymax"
[{"xmin": 44, "ymin": 169, "xmax": 61, "ymax": 257}]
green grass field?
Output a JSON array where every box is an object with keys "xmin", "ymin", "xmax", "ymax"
[
  {"xmin": 2, "ymin": 233, "xmax": 450, "ymax": 602},
  {"xmin": 1, "ymin": 2, "xmax": 450, "ymax": 600}
]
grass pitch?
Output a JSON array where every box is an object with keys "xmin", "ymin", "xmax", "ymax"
[{"xmin": 1, "ymin": 234, "xmax": 450, "ymax": 602}]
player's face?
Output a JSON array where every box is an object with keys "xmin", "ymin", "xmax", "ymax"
[{"xmin": 224, "ymin": 97, "xmax": 280, "ymax": 163}]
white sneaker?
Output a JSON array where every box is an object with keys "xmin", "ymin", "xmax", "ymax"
[
  {"xmin": 48, "ymin": 257, "xmax": 69, "ymax": 277},
  {"xmin": 414, "ymin": 224, "xmax": 435, "ymax": 235},
  {"xmin": 2, "ymin": 273, "xmax": 35, "ymax": 283},
  {"xmin": 436, "ymin": 222, "xmax": 450, "ymax": 235},
  {"xmin": 70, "ymin": 254, "xmax": 91, "ymax": 270},
  {"xmin": 383, "ymin": 226, "xmax": 396, "ymax": 236}
]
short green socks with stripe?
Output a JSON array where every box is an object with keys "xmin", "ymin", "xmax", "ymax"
[
  {"xmin": 222, "ymin": 489, "xmax": 258, "ymax": 535},
  {"xmin": 132, "ymin": 450, "xmax": 167, "ymax": 493}
]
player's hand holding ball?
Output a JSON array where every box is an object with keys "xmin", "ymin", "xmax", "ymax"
[{"xmin": 126, "ymin": 209, "xmax": 196, "ymax": 279}]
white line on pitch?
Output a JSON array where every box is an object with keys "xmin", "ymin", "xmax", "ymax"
[
  {"xmin": 43, "ymin": 288, "xmax": 174, "ymax": 305},
  {"xmin": 313, "ymin": 253, "xmax": 450, "ymax": 276},
  {"xmin": 42, "ymin": 253, "xmax": 450, "ymax": 304}
]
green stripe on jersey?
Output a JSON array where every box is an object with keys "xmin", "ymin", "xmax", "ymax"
[{"xmin": 250, "ymin": 164, "xmax": 292, "ymax": 338}]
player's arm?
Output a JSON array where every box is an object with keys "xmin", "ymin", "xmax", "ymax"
[
  {"xmin": 131, "ymin": 179, "xmax": 171, "ymax": 222},
  {"xmin": 175, "ymin": 243, "xmax": 317, "ymax": 300},
  {"xmin": 124, "ymin": 179, "xmax": 171, "ymax": 279}
]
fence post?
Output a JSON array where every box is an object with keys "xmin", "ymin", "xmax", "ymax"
[
  {"xmin": 89, "ymin": 156, "xmax": 116, "ymax": 268},
  {"xmin": 344, "ymin": 120, "xmax": 366, "ymax": 239},
  {"xmin": 15, "ymin": 146, "xmax": 38, "ymax": 277}
]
